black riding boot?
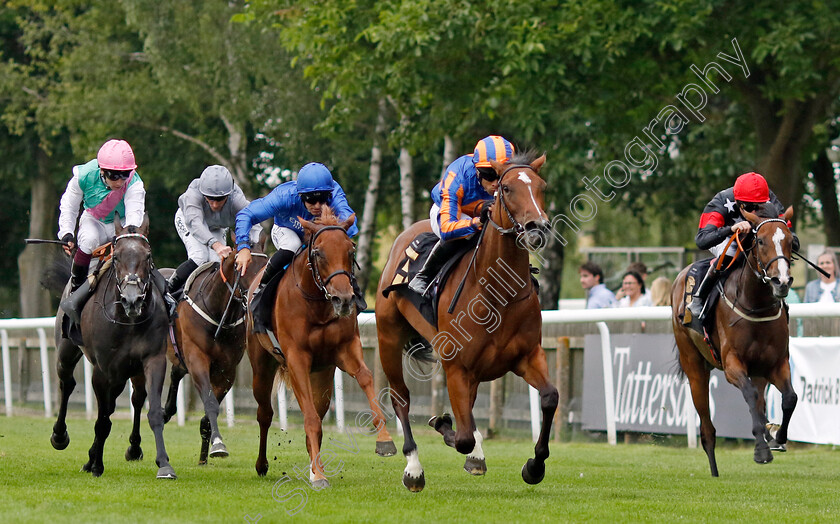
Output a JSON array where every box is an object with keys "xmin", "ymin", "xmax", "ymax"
[
  {"xmin": 167, "ymin": 259, "xmax": 199, "ymax": 299},
  {"xmin": 60, "ymin": 262, "xmax": 91, "ymax": 325},
  {"xmin": 251, "ymin": 249, "xmax": 295, "ymax": 334},
  {"xmin": 687, "ymin": 265, "xmax": 723, "ymax": 322},
  {"xmin": 407, "ymin": 239, "xmax": 463, "ymax": 296},
  {"xmin": 152, "ymin": 267, "xmax": 178, "ymax": 321}
]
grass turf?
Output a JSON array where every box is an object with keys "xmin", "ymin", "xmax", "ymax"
[{"xmin": 1, "ymin": 414, "xmax": 839, "ymax": 523}]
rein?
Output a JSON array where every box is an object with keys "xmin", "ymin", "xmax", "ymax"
[
  {"xmin": 485, "ymin": 164, "xmax": 532, "ymax": 236},
  {"xmin": 186, "ymin": 253, "xmax": 268, "ymax": 332},
  {"xmin": 300, "ymin": 225, "xmax": 357, "ymax": 301}
]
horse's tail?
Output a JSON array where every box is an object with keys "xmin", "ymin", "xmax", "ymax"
[
  {"xmin": 41, "ymin": 256, "xmax": 71, "ymax": 297},
  {"xmin": 670, "ymin": 340, "xmax": 686, "ymax": 380},
  {"xmin": 403, "ymin": 336, "xmax": 437, "ymax": 363}
]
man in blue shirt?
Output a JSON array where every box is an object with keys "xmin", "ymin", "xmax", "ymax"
[
  {"xmin": 234, "ymin": 162, "xmax": 359, "ymax": 332},
  {"xmin": 580, "ymin": 261, "xmax": 616, "ymax": 309}
]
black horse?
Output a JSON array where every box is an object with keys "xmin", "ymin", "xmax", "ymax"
[{"xmin": 45, "ymin": 215, "xmax": 176, "ymax": 479}]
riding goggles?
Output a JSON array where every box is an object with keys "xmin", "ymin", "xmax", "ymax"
[
  {"xmin": 204, "ymin": 194, "xmax": 228, "ymax": 202},
  {"xmin": 477, "ymin": 166, "xmax": 499, "ymax": 182},
  {"xmin": 102, "ymin": 169, "xmax": 133, "ymax": 181},
  {"xmin": 300, "ymin": 191, "xmax": 331, "ymax": 205}
]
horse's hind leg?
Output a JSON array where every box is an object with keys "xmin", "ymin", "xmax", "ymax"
[
  {"xmin": 186, "ymin": 351, "xmax": 224, "ymax": 464},
  {"xmin": 377, "ymin": 309, "xmax": 424, "ymax": 492},
  {"xmin": 249, "ymin": 342, "xmax": 279, "ymax": 477},
  {"xmin": 679, "ymin": 337, "xmax": 719, "ymax": 476},
  {"xmin": 768, "ymin": 361, "xmax": 798, "ymax": 452},
  {"xmin": 125, "ymin": 374, "xmax": 146, "ymax": 461},
  {"xmin": 144, "ymin": 351, "xmax": 177, "ymax": 479},
  {"xmin": 514, "ymin": 347, "xmax": 558, "ymax": 485},
  {"xmin": 163, "ymin": 364, "xmax": 187, "ymax": 424},
  {"xmin": 724, "ymin": 359, "xmax": 772, "ymax": 465},
  {"xmin": 51, "ymin": 337, "xmax": 83, "ymax": 450},
  {"xmin": 336, "ymin": 338, "xmax": 396, "ymax": 457}
]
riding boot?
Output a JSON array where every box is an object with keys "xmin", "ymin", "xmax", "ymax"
[
  {"xmin": 407, "ymin": 239, "xmax": 463, "ymax": 296},
  {"xmin": 251, "ymin": 249, "xmax": 295, "ymax": 334},
  {"xmin": 60, "ymin": 261, "xmax": 91, "ymax": 325},
  {"xmin": 687, "ymin": 264, "xmax": 723, "ymax": 322},
  {"xmin": 167, "ymin": 259, "xmax": 199, "ymax": 300}
]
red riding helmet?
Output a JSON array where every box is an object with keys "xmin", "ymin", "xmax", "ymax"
[{"xmin": 733, "ymin": 172, "xmax": 770, "ymax": 203}]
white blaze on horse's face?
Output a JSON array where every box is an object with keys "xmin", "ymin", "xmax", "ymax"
[
  {"xmin": 772, "ymin": 226, "xmax": 790, "ymax": 285},
  {"xmin": 517, "ymin": 171, "xmax": 542, "ymax": 214}
]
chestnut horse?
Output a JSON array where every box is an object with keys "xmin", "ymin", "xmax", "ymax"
[
  {"xmin": 671, "ymin": 206, "xmax": 797, "ymax": 476},
  {"xmin": 160, "ymin": 238, "xmax": 267, "ymax": 464},
  {"xmin": 375, "ymin": 152, "xmax": 558, "ymax": 492},
  {"xmin": 47, "ymin": 216, "xmax": 176, "ymax": 479},
  {"xmin": 247, "ymin": 207, "xmax": 396, "ymax": 487}
]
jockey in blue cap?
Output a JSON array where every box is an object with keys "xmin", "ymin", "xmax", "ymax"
[
  {"xmin": 408, "ymin": 135, "xmax": 514, "ymax": 295},
  {"xmin": 234, "ymin": 162, "xmax": 359, "ymax": 333}
]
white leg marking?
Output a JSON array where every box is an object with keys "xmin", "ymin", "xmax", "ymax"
[
  {"xmin": 404, "ymin": 449, "xmax": 423, "ymax": 478},
  {"xmin": 467, "ymin": 429, "xmax": 485, "ymax": 460}
]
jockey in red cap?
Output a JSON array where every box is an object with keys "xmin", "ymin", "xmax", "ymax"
[{"xmin": 687, "ymin": 172, "xmax": 798, "ymax": 321}]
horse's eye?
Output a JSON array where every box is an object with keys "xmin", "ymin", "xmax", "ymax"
[
  {"xmin": 757, "ymin": 238, "xmax": 764, "ymax": 246},
  {"xmin": 502, "ymin": 185, "xmax": 511, "ymax": 194}
]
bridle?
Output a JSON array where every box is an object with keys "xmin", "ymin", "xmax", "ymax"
[
  {"xmin": 113, "ymin": 233, "xmax": 151, "ymax": 302},
  {"xmin": 744, "ymin": 218, "xmax": 791, "ymax": 285},
  {"xmin": 304, "ymin": 225, "xmax": 359, "ymax": 301},
  {"xmin": 485, "ymin": 164, "xmax": 535, "ymax": 236}
]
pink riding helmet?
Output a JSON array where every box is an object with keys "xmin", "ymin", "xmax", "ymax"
[{"xmin": 97, "ymin": 139, "xmax": 137, "ymax": 171}]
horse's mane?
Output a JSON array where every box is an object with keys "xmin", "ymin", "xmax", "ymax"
[
  {"xmin": 314, "ymin": 205, "xmax": 340, "ymax": 226},
  {"xmin": 508, "ymin": 149, "xmax": 541, "ymax": 166}
]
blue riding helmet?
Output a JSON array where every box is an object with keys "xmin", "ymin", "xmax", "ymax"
[{"xmin": 296, "ymin": 162, "xmax": 334, "ymax": 194}]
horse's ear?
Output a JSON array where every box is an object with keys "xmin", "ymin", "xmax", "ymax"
[
  {"xmin": 256, "ymin": 230, "xmax": 268, "ymax": 253},
  {"xmin": 784, "ymin": 205, "xmax": 794, "ymax": 225},
  {"xmin": 138, "ymin": 213, "xmax": 150, "ymax": 236},
  {"xmin": 298, "ymin": 216, "xmax": 318, "ymax": 236},
  {"xmin": 530, "ymin": 154, "xmax": 547, "ymax": 173},
  {"xmin": 340, "ymin": 213, "xmax": 356, "ymax": 232},
  {"xmin": 488, "ymin": 159, "xmax": 505, "ymax": 176},
  {"xmin": 741, "ymin": 208, "xmax": 759, "ymax": 225},
  {"xmin": 114, "ymin": 213, "xmax": 124, "ymax": 235}
]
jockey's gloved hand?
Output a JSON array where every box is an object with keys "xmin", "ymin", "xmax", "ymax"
[
  {"xmin": 478, "ymin": 200, "xmax": 493, "ymax": 224},
  {"xmin": 62, "ymin": 233, "xmax": 74, "ymax": 245},
  {"xmin": 792, "ymin": 232, "xmax": 800, "ymax": 252}
]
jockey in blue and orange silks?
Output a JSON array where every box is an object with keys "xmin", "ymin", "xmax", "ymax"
[
  {"xmin": 407, "ymin": 135, "xmax": 515, "ymax": 296},
  {"xmin": 233, "ymin": 162, "xmax": 359, "ymax": 333}
]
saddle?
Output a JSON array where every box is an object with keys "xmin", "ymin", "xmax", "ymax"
[
  {"xmin": 60, "ymin": 250, "xmax": 114, "ymax": 347},
  {"xmin": 382, "ymin": 233, "xmax": 478, "ymax": 328}
]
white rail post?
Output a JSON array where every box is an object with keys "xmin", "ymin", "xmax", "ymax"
[
  {"xmin": 225, "ymin": 390, "xmax": 235, "ymax": 427},
  {"xmin": 176, "ymin": 380, "xmax": 186, "ymax": 427},
  {"xmin": 529, "ymin": 386, "xmax": 540, "ymax": 442},
  {"xmin": 596, "ymin": 322, "xmax": 617, "ymax": 445},
  {"xmin": 36, "ymin": 328, "xmax": 52, "ymax": 418},
  {"xmin": 334, "ymin": 368, "xmax": 345, "ymax": 432},
  {"xmin": 277, "ymin": 381, "xmax": 288, "ymax": 431},
  {"xmin": 84, "ymin": 359, "xmax": 93, "ymax": 419},
  {"xmin": 1, "ymin": 330, "xmax": 12, "ymax": 416}
]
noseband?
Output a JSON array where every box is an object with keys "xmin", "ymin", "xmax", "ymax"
[
  {"xmin": 306, "ymin": 225, "xmax": 358, "ymax": 300},
  {"xmin": 113, "ymin": 233, "xmax": 151, "ymax": 301},
  {"xmin": 485, "ymin": 164, "xmax": 534, "ymax": 236},
  {"xmin": 747, "ymin": 218, "xmax": 791, "ymax": 284}
]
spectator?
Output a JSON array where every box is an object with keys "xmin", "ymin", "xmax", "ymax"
[
  {"xmin": 649, "ymin": 276, "xmax": 672, "ymax": 306},
  {"xmin": 618, "ymin": 271, "xmax": 653, "ymax": 307},
  {"xmin": 616, "ymin": 261, "xmax": 649, "ymax": 301},
  {"xmin": 786, "ymin": 287, "xmax": 804, "ymax": 337},
  {"xmin": 579, "ymin": 261, "xmax": 616, "ymax": 309},
  {"xmin": 804, "ymin": 250, "xmax": 840, "ymax": 303}
]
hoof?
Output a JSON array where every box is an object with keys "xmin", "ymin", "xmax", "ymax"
[
  {"xmin": 51, "ymin": 431, "xmax": 70, "ymax": 450},
  {"xmin": 256, "ymin": 462, "xmax": 268, "ymax": 477},
  {"xmin": 81, "ymin": 462, "xmax": 92, "ymax": 473},
  {"xmin": 521, "ymin": 458, "xmax": 545, "ymax": 485},
  {"xmin": 125, "ymin": 446, "xmax": 143, "ymax": 461},
  {"xmin": 754, "ymin": 447, "xmax": 773, "ymax": 464},
  {"xmin": 402, "ymin": 471, "xmax": 425, "ymax": 492},
  {"xmin": 209, "ymin": 442, "xmax": 229, "ymax": 458},
  {"xmin": 156, "ymin": 465, "xmax": 177, "ymax": 479},
  {"xmin": 768, "ymin": 439, "xmax": 787, "ymax": 452},
  {"xmin": 428, "ymin": 413, "xmax": 452, "ymax": 432},
  {"xmin": 311, "ymin": 478, "xmax": 330, "ymax": 490},
  {"xmin": 376, "ymin": 440, "xmax": 397, "ymax": 457},
  {"xmin": 464, "ymin": 456, "xmax": 487, "ymax": 476}
]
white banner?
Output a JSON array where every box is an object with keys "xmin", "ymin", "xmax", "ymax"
[{"xmin": 766, "ymin": 338, "xmax": 840, "ymax": 445}]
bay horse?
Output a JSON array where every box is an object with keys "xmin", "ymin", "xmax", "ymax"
[
  {"xmin": 671, "ymin": 206, "xmax": 797, "ymax": 477},
  {"xmin": 160, "ymin": 237, "xmax": 267, "ymax": 464},
  {"xmin": 247, "ymin": 207, "xmax": 396, "ymax": 487},
  {"xmin": 375, "ymin": 151, "xmax": 558, "ymax": 492},
  {"xmin": 48, "ymin": 215, "xmax": 176, "ymax": 479}
]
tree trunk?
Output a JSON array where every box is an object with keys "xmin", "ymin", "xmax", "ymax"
[
  {"xmin": 441, "ymin": 135, "xmax": 458, "ymax": 177},
  {"xmin": 220, "ymin": 114, "xmax": 249, "ymax": 191},
  {"xmin": 538, "ymin": 203, "xmax": 565, "ymax": 309},
  {"xmin": 356, "ymin": 99, "xmax": 386, "ymax": 294},
  {"xmin": 811, "ymin": 149, "xmax": 840, "ymax": 245},
  {"xmin": 398, "ymin": 142, "xmax": 415, "ymax": 231},
  {"xmin": 18, "ymin": 149, "xmax": 55, "ymax": 317}
]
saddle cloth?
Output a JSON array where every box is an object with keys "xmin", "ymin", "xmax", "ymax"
[{"xmin": 381, "ymin": 233, "xmax": 477, "ymax": 329}]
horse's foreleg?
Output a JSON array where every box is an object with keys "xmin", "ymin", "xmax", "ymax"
[
  {"xmin": 725, "ymin": 360, "xmax": 772, "ymax": 465},
  {"xmin": 769, "ymin": 361, "xmax": 798, "ymax": 451},
  {"xmin": 125, "ymin": 374, "xmax": 146, "ymax": 461},
  {"xmin": 336, "ymin": 339, "xmax": 396, "ymax": 457},
  {"xmin": 163, "ymin": 364, "xmax": 187, "ymax": 424},
  {"xmin": 144, "ymin": 351, "xmax": 176, "ymax": 479},
  {"xmin": 514, "ymin": 347, "xmax": 558, "ymax": 485},
  {"xmin": 83, "ymin": 371, "xmax": 121, "ymax": 477},
  {"xmin": 51, "ymin": 338, "xmax": 83, "ymax": 451},
  {"xmin": 286, "ymin": 349, "xmax": 330, "ymax": 489},
  {"xmin": 249, "ymin": 341, "xmax": 278, "ymax": 477}
]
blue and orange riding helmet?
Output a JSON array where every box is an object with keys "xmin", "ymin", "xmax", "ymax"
[{"xmin": 473, "ymin": 136, "xmax": 515, "ymax": 167}]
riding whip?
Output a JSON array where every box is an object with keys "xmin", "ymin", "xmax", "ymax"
[
  {"xmin": 215, "ymin": 270, "xmax": 241, "ymax": 339},
  {"xmin": 25, "ymin": 238, "xmax": 71, "ymax": 246},
  {"xmin": 792, "ymin": 250, "xmax": 831, "ymax": 279},
  {"xmin": 447, "ymin": 225, "xmax": 487, "ymax": 314}
]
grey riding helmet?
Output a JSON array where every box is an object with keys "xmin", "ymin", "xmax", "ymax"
[{"xmin": 198, "ymin": 165, "xmax": 234, "ymax": 197}]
